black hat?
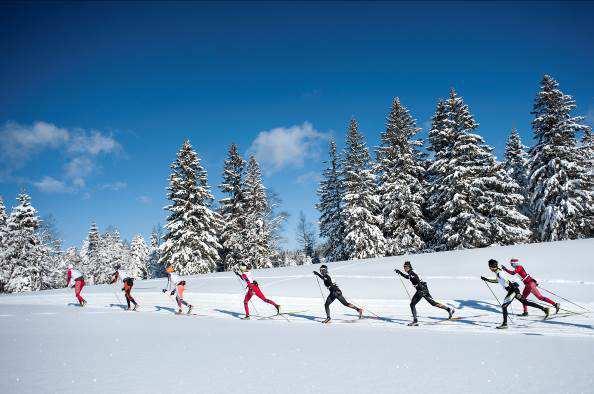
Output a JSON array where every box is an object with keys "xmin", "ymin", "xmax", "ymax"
[
  {"xmin": 403, "ymin": 261, "xmax": 412, "ymax": 268},
  {"xmin": 488, "ymin": 259, "xmax": 499, "ymax": 268},
  {"xmin": 320, "ymin": 264, "xmax": 328, "ymax": 271}
]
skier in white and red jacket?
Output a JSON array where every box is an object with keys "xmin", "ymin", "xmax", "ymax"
[
  {"xmin": 163, "ymin": 264, "xmax": 193, "ymax": 314},
  {"xmin": 66, "ymin": 265, "xmax": 86, "ymax": 306},
  {"xmin": 234, "ymin": 263, "xmax": 280, "ymax": 319}
]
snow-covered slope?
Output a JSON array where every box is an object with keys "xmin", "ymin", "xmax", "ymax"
[{"xmin": 1, "ymin": 239, "xmax": 593, "ymax": 393}]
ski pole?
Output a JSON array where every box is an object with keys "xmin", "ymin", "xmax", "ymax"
[
  {"xmin": 483, "ymin": 280, "xmax": 513, "ymax": 323},
  {"xmin": 539, "ymin": 286, "xmax": 591, "ymax": 312},
  {"xmin": 234, "ymin": 275, "xmax": 259, "ymax": 316},
  {"xmin": 314, "ymin": 275, "xmax": 326, "ymax": 310},
  {"xmin": 396, "ymin": 273, "xmax": 411, "ymax": 301}
]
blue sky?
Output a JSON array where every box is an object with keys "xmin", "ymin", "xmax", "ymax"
[{"xmin": 1, "ymin": 2, "xmax": 593, "ymax": 249}]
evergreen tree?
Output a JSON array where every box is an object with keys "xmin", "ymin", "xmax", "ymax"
[
  {"xmin": 341, "ymin": 119, "xmax": 385, "ymax": 259},
  {"xmin": 0, "ymin": 196, "xmax": 9, "ymax": 292},
  {"xmin": 242, "ymin": 155, "xmax": 272, "ymax": 268},
  {"xmin": 528, "ymin": 75, "xmax": 593, "ymax": 241},
  {"xmin": 376, "ymin": 98, "xmax": 431, "ymax": 255},
  {"xmin": 97, "ymin": 227, "xmax": 128, "ymax": 283},
  {"xmin": 80, "ymin": 222, "xmax": 101, "ymax": 284},
  {"xmin": 160, "ymin": 140, "xmax": 221, "ymax": 275},
  {"xmin": 504, "ymin": 128, "xmax": 530, "ymax": 215},
  {"xmin": 429, "ymin": 90, "xmax": 530, "ymax": 250},
  {"xmin": 218, "ymin": 143, "xmax": 247, "ymax": 271},
  {"xmin": 265, "ymin": 190, "xmax": 289, "ymax": 266},
  {"xmin": 129, "ymin": 234, "xmax": 149, "ymax": 279},
  {"xmin": 4, "ymin": 192, "xmax": 42, "ymax": 292},
  {"xmin": 316, "ymin": 138, "xmax": 346, "ymax": 262},
  {"xmin": 147, "ymin": 227, "xmax": 162, "ymax": 278},
  {"xmin": 37, "ymin": 214, "xmax": 65, "ymax": 290}
]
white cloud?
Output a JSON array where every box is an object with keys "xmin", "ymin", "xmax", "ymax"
[
  {"xmin": 33, "ymin": 176, "xmax": 72, "ymax": 193},
  {"xmin": 0, "ymin": 120, "xmax": 124, "ymax": 191},
  {"xmin": 138, "ymin": 195, "xmax": 152, "ymax": 204},
  {"xmin": 249, "ymin": 122, "xmax": 328, "ymax": 174},
  {"xmin": 99, "ymin": 181, "xmax": 127, "ymax": 191},
  {"xmin": 295, "ymin": 171, "xmax": 322, "ymax": 185}
]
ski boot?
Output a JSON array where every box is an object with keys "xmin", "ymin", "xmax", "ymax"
[
  {"xmin": 543, "ymin": 307, "xmax": 550, "ymax": 320},
  {"xmin": 448, "ymin": 308, "xmax": 455, "ymax": 320},
  {"xmin": 241, "ymin": 315, "xmax": 250, "ymax": 320},
  {"xmin": 496, "ymin": 323, "xmax": 508, "ymax": 329},
  {"xmin": 132, "ymin": 304, "xmax": 138, "ymax": 311},
  {"xmin": 275, "ymin": 304, "xmax": 281, "ymax": 315},
  {"xmin": 357, "ymin": 308, "xmax": 363, "ymax": 319},
  {"xmin": 519, "ymin": 312, "xmax": 528, "ymax": 317},
  {"xmin": 187, "ymin": 305, "xmax": 193, "ymax": 314},
  {"xmin": 322, "ymin": 317, "xmax": 331, "ymax": 324},
  {"xmin": 407, "ymin": 320, "xmax": 419, "ymax": 327},
  {"xmin": 554, "ymin": 303, "xmax": 560, "ymax": 314},
  {"xmin": 176, "ymin": 308, "xmax": 183, "ymax": 315}
]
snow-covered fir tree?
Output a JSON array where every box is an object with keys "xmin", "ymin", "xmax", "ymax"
[
  {"xmin": 504, "ymin": 128, "xmax": 530, "ymax": 215},
  {"xmin": 0, "ymin": 196, "xmax": 9, "ymax": 292},
  {"xmin": 97, "ymin": 227, "xmax": 129, "ymax": 282},
  {"xmin": 128, "ymin": 234, "xmax": 149, "ymax": 279},
  {"xmin": 528, "ymin": 75, "xmax": 593, "ymax": 241},
  {"xmin": 4, "ymin": 192, "xmax": 43, "ymax": 292},
  {"xmin": 316, "ymin": 138, "xmax": 346, "ymax": 262},
  {"xmin": 160, "ymin": 140, "xmax": 221, "ymax": 275},
  {"xmin": 80, "ymin": 222, "xmax": 100, "ymax": 284},
  {"xmin": 218, "ymin": 143, "xmax": 247, "ymax": 271},
  {"xmin": 376, "ymin": 98, "xmax": 431, "ymax": 255},
  {"xmin": 341, "ymin": 118, "xmax": 385, "ymax": 259},
  {"xmin": 36, "ymin": 214, "xmax": 65, "ymax": 290},
  {"xmin": 242, "ymin": 155, "xmax": 273, "ymax": 268},
  {"xmin": 147, "ymin": 227, "xmax": 162, "ymax": 278},
  {"xmin": 578, "ymin": 128, "xmax": 594, "ymax": 237},
  {"xmin": 264, "ymin": 190, "xmax": 289, "ymax": 267},
  {"xmin": 428, "ymin": 89, "xmax": 530, "ymax": 250}
]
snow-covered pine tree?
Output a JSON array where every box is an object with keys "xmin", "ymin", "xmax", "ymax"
[
  {"xmin": 147, "ymin": 227, "xmax": 162, "ymax": 278},
  {"xmin": 316, "ymin": 138, "xmax": 346, "ymax": 262},
  {"xmin": 580, "ymin": 129, "xmax": 594, "ymax": 236},
  {"xmin": 528, "ymin": 75, "xmax": 593, "ymax": 241},
  {"xmin": 0, "ymin": 196, "xmax": 9, "ymax": 292},
  {"xmin": 242, "ymin": 155, "xmax": 272, "ymax": 268},
  {"xmin": 218, "ymin": 143, "xmax": 247, "ymax": 271},
  {"xmin": 264, "ymin": 190, "xmax": 289, "ymax": 266},
  {"xmin": 37, "ymin": 214, "xmax": 65, "ymax": 289},
  {"xmin": 97, "ymin": 227, "xmax": 127, "ymax": 283},
  {"xmin": 4, "ymin": 192, "xmax": 43, "ymax": 292},
  {"xmin": 128, "ymin": 234, "xmax": 149, "ymax": 279},
  {"xmin": 80, "ymin": 222, "xmax": 100, "ymax": 284},
  {"xmin": 504, "ymin": 128, "xmax": 530, "ymax": 215},
  {"xmin": 429, "ymin": 89, "xmax": 530, "ymax": 250},
  {"xmin": 376, "ymin": 98, "xmax": 431, "ymax": 255},
  {"xmin": 341, "ymin": 118, "xmax": 385, "ymax": 260},
  {"xmin": 160, "ymin": 140, "xmax": 221, "ymax": 275}
]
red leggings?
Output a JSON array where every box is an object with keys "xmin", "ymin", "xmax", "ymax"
[
  {"xmin": 244, "ymin": 284, "xmax": 278, "ymax": 316},
  {"xmin": 522, "ymin": 280, "xmax": 555, "ymax": 312},
  {"xmin": 74, "ymin": 279, "xmax": 85, "ymax": 303}
]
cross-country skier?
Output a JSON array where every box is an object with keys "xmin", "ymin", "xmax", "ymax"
[
  {"xmin": 234, "ymin": 263, "xmax": 280, "ymax": 320},
  {"xmin": 313, "ymin": 264, "xmax": 362, "ymax": 324},
  {"xmin": 395, "ymin": 261, "xmax": 454, "ymax": 326},
  {"xmin": 110, "ymin": 265, "xmax": 138, "ymax": 311},
  {"xmin": 481, "ymin": 259, "xmax": 549, "ymax": 329},
  {"xmin": 163, "ymin": 264, "xmax": 193, "ymax": 314},
  {"xmin": 501, "ymin": 258, "xmax": 560, "ymax": 315},
  {"xmin": 66, "ymin": 264, "xmax": 86, "ymax": 306}
]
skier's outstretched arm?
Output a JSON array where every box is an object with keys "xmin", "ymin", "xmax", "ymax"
[
  {"xmin": 480, "ymin": 276, "xmax": 498, "ymax": 284},
  {"xmin": 394, "ymin": 269, "xmax": 410, "ymax": 280},
  {"xmin": 313, "ymin": 271, "xmax": 323, "ymax": 279},
  {"xmin": 501, "ymin": 266, "xmax": 515, "ymax": 275}
]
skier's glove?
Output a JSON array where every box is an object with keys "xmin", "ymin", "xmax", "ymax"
[
  {"xmin": 480, "ymin": 276, "xmax": 487, "ymax": 281},
  {"xmin": 170, "ymin": 291, "xmax": 175, "ymax": 296},
  {"xmin": 162, "ymin": 289, "xmax": 167, "ymax": 293},
  {"xmin": 394, "ymin": 269, "xmax": 403, "ymax": 276}
]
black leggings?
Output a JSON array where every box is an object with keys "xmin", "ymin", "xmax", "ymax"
[
  {"xmin": 502, "ymin": 287, "xmax": 545, "ymax": 325},
  {"xmin": 410, "ymin": 285, "xmax": 449, "ymax": 320},
  {"xmin": 325, "ymin": 288, "xmax": 358, "ymax": 318}
]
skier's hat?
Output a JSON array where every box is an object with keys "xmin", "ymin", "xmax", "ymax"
[
  {"xmin": 403, "ymin": 261, "xmax": 412, "ymax": 269},
  {"xmin": 509, "ymin": 258, "xmax": 519, "ymax": 267},
  {"xmin": 166, "ymin": 265, "xmax": 174, "ymax": 273},
  {"xmin": 320, "ymin": 264, "xmax": 328, "ymax": 272},
  {"xmin": 67, "ymin": 264, "xmax": 73, "ymax": 269},
  {"xmin": 488, "ymin": 259, "xmax": 499, "ymax": 269}
]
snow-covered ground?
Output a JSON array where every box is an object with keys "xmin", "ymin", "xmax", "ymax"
[{"xmin": 1, "ymin": 239, "xmax": 593, "ymax": 393}]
